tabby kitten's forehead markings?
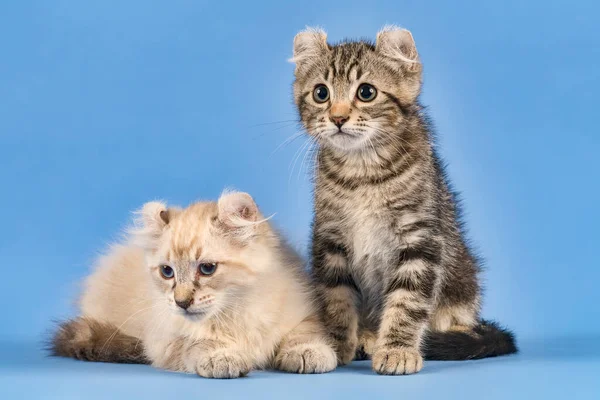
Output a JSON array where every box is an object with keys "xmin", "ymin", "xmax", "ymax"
[{"xmin": 292, "ymin": 26, "xmax": 516, "ymax": 374}]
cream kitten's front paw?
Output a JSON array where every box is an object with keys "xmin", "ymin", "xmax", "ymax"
[
  {"xmin": 195, "ymin": 349, "xmax": 250, "ymax": 379},
  {"xmin": 372, "ymin": 346, "xmax": 423, "ymax": 375},
  {"xmin": 275, "ymin": 342, "xmax": 337, "ymax": 374}
]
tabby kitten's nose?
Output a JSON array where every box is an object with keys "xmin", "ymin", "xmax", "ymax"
[
  {"xmin": 175, "ymin": 297, "xmax": 193, "ymax": 310},
  {"xmin": 330, "ymin": 115, "xmax": 349, "ymax": 128},
  {"xmin": 329, "ymin": 103, "xmax": 351, "ymax": 128}
]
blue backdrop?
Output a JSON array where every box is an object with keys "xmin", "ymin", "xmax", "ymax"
[{"xmin": 0, "ymin": 1, "xmax": 598, "ymax": 398}]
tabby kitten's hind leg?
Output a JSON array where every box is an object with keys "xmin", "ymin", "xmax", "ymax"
[{"xmin": 274, "ymin": 315, "xmax": 337, "ymax": 374}]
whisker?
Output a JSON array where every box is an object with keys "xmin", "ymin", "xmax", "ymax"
[
  {"xmin": 297, "ymin": 138, "xmax": 317, "ymax": 182},
  {"xmin": 288, "ymin": 139, "xmax": 312, "ymax": 185},
  {"xmin": 247, "ymin": 119, "xmax": 299, "ymax": 128},
  {"xmin": 135, "ymin": 307, "xmax": 169, "ymax": 351},
  {"xmin": 100, "ymin": 303, "xmax": 161, "ymax": 355},
  {"xmin": 251, "ymin": 122, "xmax": 298, "ymax": 140},
  {"xmin": 271, "ymin": 131, "xmax": 305, "ymax": 155}
]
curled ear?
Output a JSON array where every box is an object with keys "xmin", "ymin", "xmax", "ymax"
[
  {"xmin": 290, "ymin": 27, "xmax": 329, "ymax": 73},
  {"xmin": 217, "ymin": 191, "xmax": 267, "ymax": 242},
  {"xmin": 376, "ymin": 26, "xmax": 421, "ymax": 73},
  {"xmin": 129, "ymin": 201, "xmax": 180, "ymax": 250},
  {"xmin": 218, "ymin": 191, "xmax": 258, "ymax": 226}
]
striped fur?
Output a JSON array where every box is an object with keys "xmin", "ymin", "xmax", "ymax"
[{"xmin": 292, "ymin": 27, "xmax": 517, "ymax": 374}]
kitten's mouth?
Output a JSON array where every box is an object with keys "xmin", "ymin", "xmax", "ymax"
[
  {"xmin": 178, "ymin": 308, "xmax": 207, "ymax": 317},
  {"xmin": 332, "ymin": 129, "xmax": 358, "ymax": 137},
  {"xmin": 324, "ymin": 129, "xmax": 368, "ymax": 151},
  {"xmin": 178, "ymin": 309, "xmax": 207, "ymax": 321}
]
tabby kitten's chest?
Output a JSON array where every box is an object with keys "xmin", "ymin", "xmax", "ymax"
[
  {"xmin": 345, "ymin": 192, "xmax": 394, "ymax": 261},
  {"xmin": 334, "ymin": 190, "xmax": 396, "ymax": 320}
]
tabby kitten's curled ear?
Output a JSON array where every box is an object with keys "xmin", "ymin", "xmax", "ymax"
[
  {"xmin": 376, "ymin": 26, "xmax": 421, "ymax": 74},
  {"xmin": 376, "ymin": 26, "xmax": 423, "ymax": 103},
  {"xmin": 129, "ymin": 201, "xmax": 180, "ymax": 251},
  {"xmin": 291, "ymin": 27, "xmax": 329, "ymax": 73}
]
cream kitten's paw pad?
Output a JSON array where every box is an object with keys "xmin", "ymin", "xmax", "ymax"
[
  {"xmin": 275, "ymin": 343, "xmax": 337, "ymax": 374},
  {"xmin": 372, "ymin": 347, "xmax": 423, "ymax": 375},
  {"xmin": 196, "ymin": 350, "xmax": 250, "ymax": 379}
]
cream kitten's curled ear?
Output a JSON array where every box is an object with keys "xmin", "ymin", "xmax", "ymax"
[
  {"xmin": 290, "ymin": 27, "xmax": 329, "ymax": 72},
  {"xmin": 218, "ymin": 191, "xmax": 258, "ymax": 226},
  {"xmin": 376, "ymin": 26, "xmax": 421, "ymax": 73},
  {"xmin": 129, "ymin": 201, "xmax": 179, "ymax": 250},
  {"xmin": 217, "ymin": 191, "xmax": 269, "ymax": 242}
]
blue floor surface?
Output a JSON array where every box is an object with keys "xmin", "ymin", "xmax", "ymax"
[{"xmin": 1, "ymin": 336, "xmax": 598, "ymax": 400}]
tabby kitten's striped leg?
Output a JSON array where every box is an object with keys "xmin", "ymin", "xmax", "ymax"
[
  {"xmin": 372, "ymin": 244, "xmax": 439, "ymax": 375},
  {"xmin": 319, "ymin": 285, "xmax": 360, "ymax": 365},
  {"xmin": 312, "ymin": 238, "xmax": 360, "ymax": 365}
]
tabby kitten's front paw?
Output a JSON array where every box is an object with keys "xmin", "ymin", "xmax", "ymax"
[
  {"xmin": 275, "ymin": 342, "xmax": 337, "ymax": 374},
  {"xmin": 372, "ymin": 346, "xmax": 423, "ymax": 375},
  {"xmin": 334, "ymin": 335, "xmax": 359, "ymax": 365},
  {"xmin": 195, "ymin": 349, "xmax": 250, "ymax": 379},
  {"xmin": 355, "ymin": 329, "xmax": 377, "ymax": 360}
]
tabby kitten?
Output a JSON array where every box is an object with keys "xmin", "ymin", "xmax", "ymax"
[
  {"xmin": 292, "ymin": 27, "xmax": 517, "ymax": 375},
  {"xmin": 52, "ymin": 191, "xmax": 336, "ymax": 378}
]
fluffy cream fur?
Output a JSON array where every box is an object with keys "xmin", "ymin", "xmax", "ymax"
[{"xmin": 53, "ymin": 191, "xmax": 336, "ymax": 378}]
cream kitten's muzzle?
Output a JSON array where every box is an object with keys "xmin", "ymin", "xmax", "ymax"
[{"xmin": 173, "ymin": 286, "xmax": 215, "ymax": 316}]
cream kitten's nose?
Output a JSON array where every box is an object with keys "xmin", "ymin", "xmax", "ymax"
[
  {"xmin": 174, "ymin": 286, "xmax": 194, "ymax": 310},
  {"xmin": 175, "ymin": 296, "xmax": 193, "ymax": 310}
]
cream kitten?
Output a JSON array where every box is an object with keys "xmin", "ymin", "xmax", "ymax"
[{"xmin": 51, "ymin": 191, "xmax": 337, "ymax": 378}]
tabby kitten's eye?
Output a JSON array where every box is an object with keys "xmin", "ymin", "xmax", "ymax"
[
  {"xmin": 160, "ymin": 265, "xmax": 174, "ymax": 279},
  {"xmin": 313, "ymin": 85, "xmax": 330, "ymax": 103},
  {"xmin": 357, "ymin": 83, "xmax": 377, "ymax": 102},
  {"xmin": 198, "ymin": 262, "xmax": 218, "ymax": 276}
]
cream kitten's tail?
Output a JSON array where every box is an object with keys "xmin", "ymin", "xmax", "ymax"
[{"xmin": 50, "ymin": 317, "xmax": 149, "ymax": 364}]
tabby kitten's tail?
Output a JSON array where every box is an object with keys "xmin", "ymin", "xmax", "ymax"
[
  {"xmin": 423, "ymin": 320, "xmax": 517, "ymax": 360},
  {"xmin": 50, "ymin": 317, "xmax": 149, "ymax": 364}
]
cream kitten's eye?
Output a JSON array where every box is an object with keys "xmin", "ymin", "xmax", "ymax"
[
  {"xmin": 313, "ymin": 85, "xmax": 329, "ymax": 103},
  {"xmin": 160, "ymin": 265, "xmax": 174, "ymax": 279},
  {"xmin": 198, "ymin": 262, "xmax": 218, "ymax": 276},
  {"xmin": 357, "ymin": 83, "xmax": 377, "ymax": 102}
]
